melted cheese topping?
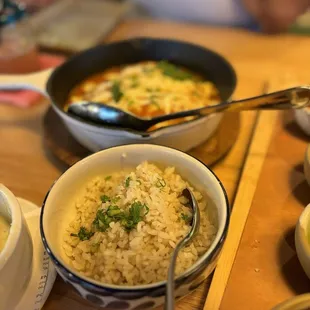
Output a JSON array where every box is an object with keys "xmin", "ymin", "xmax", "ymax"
[{"xmin": 67, "ymin": 61, "xmax": 220, "ymax": 129}]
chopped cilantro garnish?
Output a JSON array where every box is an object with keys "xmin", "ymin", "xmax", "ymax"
[
  {"xmin": 122, "ymin": 201, "xmax": 149, "ymax": 232},
  {"xmin": 111, "ymin": 196, "xmax": 121, "ymax": 203},
  {"xmin": 106, "ymin": 205, "xmax": 124, "ymax": 219},
  {"xmin": 111, "ymin": 80, "xmax": 123, "ymax": 102},
  {"xmin": 157, "ymin": 61, "xmax": 193, "ymax": 81},
  {"xmin": 100, "ymin": 195, "xmax": 111, "ymax": 203},
  {"xmin": 71, "ymin": 227, "xmax": 94, "ymax": 241},
  {"xmin": 101, "ymin": 195, "xmax": 120, "ymax": 204},
  {"xmin": 181, "ymin": 213, "xmax": 192, "ymax": 223},
  {"xmin": 125, "ymin": 177, "xmax": 132, "ymax": 188},
  {"xmin": 74, "ymin": 199, "xmax": 149, "ymax": 237},
  {"xmin": 93, "ymin": 209, "xmax": 112, "ymax": 232},
  {"xmin": 105, "ymin": 175, "xmax": 112, "ymax": 181},
  {"xmin": 92, "ymin": 200, "xmax": 148, "ymax": 233},
  {"xmin": 155, "ymin": 178, "xmax": 166, "ymax": 188}
]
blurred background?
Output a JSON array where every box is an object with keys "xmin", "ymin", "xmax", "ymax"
[{"xmin": 0, "ymin": 0, "xmax": 309, "ymax": 74}]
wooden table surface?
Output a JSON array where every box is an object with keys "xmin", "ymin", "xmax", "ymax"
[{"xmin": 1, "ymin": 19, "xmax": 310, "ymax": 310}]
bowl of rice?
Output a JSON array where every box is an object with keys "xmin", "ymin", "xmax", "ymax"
[{"xmin": 40, "ymin": 144, "xmax": 230, "ymax": 309}]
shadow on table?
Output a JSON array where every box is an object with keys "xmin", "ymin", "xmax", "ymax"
[
  {"xmin": 43, "ymin": 144, "xmax": 69, "ymax": 172},
  {"xmin": 43, "ymin": 275, "xmax": 100, "ymax": 310},
  {"xmin": 278, "ymin": 227, "xmax": 310, "ymax": 295},
  {"xmin": 289, "ymin": 163, "xmax": 310, "ymax": 207},
  {"xmin": 0, "ymin": 103, "xmax": 46, "ymax": 133},
  {"xmin": 282, "ymin": 112, "xmax": 310, "ymax": 143}
]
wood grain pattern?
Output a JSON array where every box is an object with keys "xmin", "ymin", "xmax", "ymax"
[
  {"xmin": 219, "ymin": 110, "xmax": 310, "ymax": 309},
  {"xmin": 203, "ymin": 110, "xmax": 279, "ymax": 310}
]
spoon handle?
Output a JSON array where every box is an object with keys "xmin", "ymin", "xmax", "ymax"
[
  {"xmin": 164, "ymin": 236, "xmax": 191, "ymax": 310},
  {"xmin": 165, "ymin": 188, "xmax": 200, "ymax": 310},
  {"xmin": 207, "ymin": 85, "xmax": 310, "ymax": 114},
  {"xmin": 149, "ymin": 85, "xmax": 310, "ymax": 127}
]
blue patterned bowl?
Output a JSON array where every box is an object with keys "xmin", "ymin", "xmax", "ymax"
[{"xmin": 40, "ymin": 144, "xmax": 230, "ymax": 309}]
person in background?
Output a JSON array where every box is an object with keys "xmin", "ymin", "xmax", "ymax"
[
  {"xmin": 133, "ymin": 0, "xmax": 310, "ymax": 33},
  {"xmin": 15, "ymin": 0, "xmax": 310, "ymax": 33}
]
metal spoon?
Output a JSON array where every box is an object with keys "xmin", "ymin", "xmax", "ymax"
[
  {"xmin": 67, "ymin": 85, "xmax": 310, "ymax": 131},
  {"xmin": 165, "ymin": 188, "xmax": 200, "ymax": 310}
]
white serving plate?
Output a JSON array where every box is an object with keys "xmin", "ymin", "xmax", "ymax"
[
  {"xmin": 0, "ymin": 184, "xmax": 56, "ymax": 310},
  {"xmin": 15, "ymin": 198, "xmax": 56, "ymax": 310}
]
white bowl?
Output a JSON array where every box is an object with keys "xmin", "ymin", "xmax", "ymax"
[
  {"xmin": 40, "ymin": 144, "xmax": 230, "ymax": 309},
  {"xmin": 0, "ymin": 185, "xmax": 33, "ymax": 310},
  {"xmin": 295, "ymin": 203, "xmax": 310, "ymax": 280},
  {"xmin": 304, "ymin": 144, "xmax": 310, "ymax": 187},
  {"xmin": 56, "ymin": 108, "xmax": 223, "ymax": 152},
  {"xmin": 295, "ymin": 109, "xmax": 310, "ymax": 136}
]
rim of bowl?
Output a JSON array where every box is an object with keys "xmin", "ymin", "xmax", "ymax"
[
  {"xmin": 40, "ymin": 144, "xmax": 230, "ymax": 291},
  {"xmin": 47, "ymin": 37, "xmax": 237, "ymax": 137},
  {"xmin": 0, "ymin": 184, "xmax": 22, "ymax": 270}
]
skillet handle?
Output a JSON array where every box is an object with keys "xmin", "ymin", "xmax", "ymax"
[{"xmin": 0, "ymin": 68, "xmax": 53, "ymax": 96}]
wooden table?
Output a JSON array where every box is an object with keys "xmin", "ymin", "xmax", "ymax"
[{"xmin": 0, "ymin": 19, "xmax": 310, "ymax": 310}]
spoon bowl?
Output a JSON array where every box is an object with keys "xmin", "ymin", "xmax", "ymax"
[{"xmin": 67, "ymin": 86, "xmax": 310, "ymax": 131}]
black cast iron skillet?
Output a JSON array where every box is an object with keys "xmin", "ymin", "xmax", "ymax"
[{"xmin": 0, "ymin": 37, "xmax": 237, "ymax": 134}]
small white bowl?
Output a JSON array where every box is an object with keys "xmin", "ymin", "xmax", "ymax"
[
  {"xmin": 295, "ymin": 109, "xmax": 310, "ymax": 136},
  {"xmin": 0, "ymin": 184, "xmax": 33, "ymax": 310},
  {"xmin": 304, "ymin": 144, "xmax": 310, "ymax": 187},
  {"xmin": 295, "ymin": 203, "xmax": 310, "ymax": 280}
]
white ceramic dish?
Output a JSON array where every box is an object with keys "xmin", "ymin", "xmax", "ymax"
[
  {"xmin": 40, "ymin": 144, "xmax": 230, "ymax": 309},
  {"xmin": 295, "ymin": 203, "xmax": 310, "ymax": 280},
  {"xmin": 304, "ymin": 144, "xmax": 310, "ymax": 187},
  {"xmin": 295, "ymin": 108, "xmax": 310, "ymax": 136},
  {"xmin": 0, "ymin": 185, "xmax": 56, "ymax": 310}
]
